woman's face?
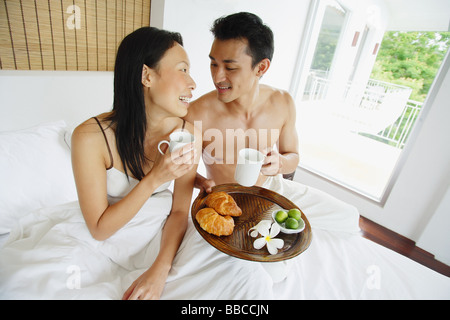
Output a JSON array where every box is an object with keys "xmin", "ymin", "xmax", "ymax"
[{"xmin": 145, "ymin": 43, "xmax": 196, "ymax": 118}]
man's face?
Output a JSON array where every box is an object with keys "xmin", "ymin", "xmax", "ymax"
[{"xmin": 209, "ymin": 38, "xmax": 259, "ymax": 103}]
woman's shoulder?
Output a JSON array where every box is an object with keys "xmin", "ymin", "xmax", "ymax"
[
  {"xmin": 72, "ymin": 113, "xmax": 114, "ymax": 147},
  {"xmin": 75, "ymin": 112, "xmax": 113, "ymax": 132}
]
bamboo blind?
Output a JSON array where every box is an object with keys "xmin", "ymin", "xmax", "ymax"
[{"xmin": 0, "ymin": 0, "xmax": 151, "ymax": 71}]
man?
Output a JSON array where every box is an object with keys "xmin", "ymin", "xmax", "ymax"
[
  {"xmin": 185, "ymin": 12, "xmax": 359, "ymax": 237},
  {"xmin": 187, "ymin": 12, "xmax": 298, "ymax": 189}
]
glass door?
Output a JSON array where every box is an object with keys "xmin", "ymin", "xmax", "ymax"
[
  {"xmin": 307, "ymin": 1, "xmax": 346, "ymax": 95},
  {"xmin": 291, "ymin": 0, "xmax": 450, "ymax": 203}
]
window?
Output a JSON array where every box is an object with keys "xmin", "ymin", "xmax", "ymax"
[
  {"xmin": 310, "ymin": 3, "xmax": 346, "ymax": 80},
  {"xmin": 291, "ymin": 0, "xmax": 450, "ymax": 203}
]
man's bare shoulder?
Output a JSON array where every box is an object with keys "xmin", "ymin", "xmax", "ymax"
[
  {"xmin": 186, "ymin": 91, "xmax": 220, "ymax": 121},
  {"xmin": 261, "ymin": 84, "xmax": 295, "ymax": 110},
  {"xmin": 191, "ymin": 90, "xmax": 218, "ymax": 109}
]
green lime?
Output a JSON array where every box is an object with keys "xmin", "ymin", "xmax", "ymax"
[
  {"xmin": 285, "ymin": 217, "xmax": 299, "ymax": 229},
  {"xmin": 297, "ymin": 218, "xmax": 305, "ymax": 230},
  {"xmin": 275, "ymin": 210, "xmax": 288, "ymax": 224},
  {"xmin": 288, "ymin": 208, "xmax": 302, "ymax": 221}
]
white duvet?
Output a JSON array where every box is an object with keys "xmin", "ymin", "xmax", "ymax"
[
  {"xmin": 0, "ymin": 190, "xmax": 273, "ymax": 300},
  {"xmin": 1, "ymin": 178, "xmax": 449, "ymax": 300}
]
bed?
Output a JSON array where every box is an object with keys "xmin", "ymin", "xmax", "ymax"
[{"xmin": 1, "ymin": 71, "xmax": 449, "ymax": 300}]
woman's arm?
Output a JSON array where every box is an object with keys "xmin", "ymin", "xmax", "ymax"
[
  {"xmin": 71, "ymin": 119, "xmax": 196, "ymax": 241},
  {"xmin": 122, "ymin": 168, "xmax": 197, "ymax": 300},
  {"xmin": 122, "ymin": 124, "xmax": 202, "ymax": 300}
]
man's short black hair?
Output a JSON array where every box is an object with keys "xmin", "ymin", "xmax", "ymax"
[{"xmin": 211, "ymin": 12, "xmax": 274, "ymax": 68}]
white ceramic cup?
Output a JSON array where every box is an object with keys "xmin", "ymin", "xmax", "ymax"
[
  {"xmin": 158, "ymin": 131, "xmax": 195, "ymax": 154},
  {"xmin": 234, "ymin": 148, "xmax": 266, "ymax": 187}
]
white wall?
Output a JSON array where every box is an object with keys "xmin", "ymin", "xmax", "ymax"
[
  {"xmin": 0, "ymin": 70, "xmax": 113, "ymax": 131},
  {"xmin": 418, "ymin": 185, "xmax": 450, "ymax": 265},
  {"xmin": 152, "ymin": 0, "xmax": 309, "ymax": 97}
]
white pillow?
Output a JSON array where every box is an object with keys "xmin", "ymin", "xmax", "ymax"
[{"xmin": 0, "ymin": 121, "xmax": 78, "ymax": 234}]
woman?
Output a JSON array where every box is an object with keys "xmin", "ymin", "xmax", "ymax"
[
  {"xmin": 0, "ymin": 26, "xmax": 273, "ymax": 301},
  {"xmin": 71, "ymin": 27, "xmax": 201, "ymax": 300}
]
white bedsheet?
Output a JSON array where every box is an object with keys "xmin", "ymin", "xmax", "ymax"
[
  {"xmin": 1, "ymin": 184, "xmax": 449, "ymax": 300},
  {"xmin": 274, "ymin": 229, "xmax": 450, "ymax": 299},
  {"xmin": 0, "ymin": 190, "xmax": 273, "ymax": 300}
]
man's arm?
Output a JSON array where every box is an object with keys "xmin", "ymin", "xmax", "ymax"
[
  {"xmin": 194, "ymin": 172, "xmax": 216, "ymax": 193},
  {"xmin": 278, "ymin": 91, "xmax": 300, "ymax": 171},
  {"xmin": 262, "ymin": 91, "xmax": 299, "ymax": 176}
]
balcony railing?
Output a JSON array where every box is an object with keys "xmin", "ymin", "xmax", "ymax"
[
  {"xmin": 305, "ymin": 74, "xmax": 422, "ymax": 149},
  {"xmin": 359, "ymin": 99, "xmax": 422, "ymax": 149}
]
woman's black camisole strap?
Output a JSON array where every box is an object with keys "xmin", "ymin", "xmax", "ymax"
[{"xmin": 93, "ymin": 117, "xmax": 114, "ymax": 170}]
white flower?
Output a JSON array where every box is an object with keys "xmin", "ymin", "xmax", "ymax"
[
  {"xmin": 249, "ymin": 221, "xmax": 284, "ymax": 255},
  {"xmin": 248, "ymin": 220, "xmax": 272, "ymax": 237}
]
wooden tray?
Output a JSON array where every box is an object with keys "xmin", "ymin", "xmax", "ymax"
[{"xmin": 191, "ymin": 184, "xmax": 312, "ymax": 262}]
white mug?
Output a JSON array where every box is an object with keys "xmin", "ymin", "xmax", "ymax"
[
  {"xmin": 234, "ymin": 148, "xmax": 266, "ymax": 187},
  {"xmin": 158, "ymin": 131, "xmax": 195, "ymax": 154}
]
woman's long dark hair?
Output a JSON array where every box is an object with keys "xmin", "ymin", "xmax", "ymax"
[{"xmin": 106, "ymin": 27, "xmax": 183, "ymax": 181}]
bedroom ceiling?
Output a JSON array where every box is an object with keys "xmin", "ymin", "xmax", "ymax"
[{"xmin": 383, "ymin": 0, "xmax": 450, "ymax": 31}]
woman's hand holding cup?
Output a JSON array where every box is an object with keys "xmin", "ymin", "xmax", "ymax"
[
  {"xmin": 152, "ymin": 142, "xmax": 197, "ymax": 183},
  {"xmin": 152, "ymin": 131, "xmax": 197, "ymax": 183}
]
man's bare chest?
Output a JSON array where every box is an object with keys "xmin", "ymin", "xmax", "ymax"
[
  {"xmin": 201, "ymin": 116, "xmax": 282, "ymax": 164},
  {"xmin": 205, "ymin": 108, "xmax": 284, "ymax": 130}
]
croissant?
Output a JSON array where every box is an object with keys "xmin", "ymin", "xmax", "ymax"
[
  {"xmin": 205, "ymin": 192, "xmax": 242, "ymax": 217},
  {"xmin": 196, "ymin": 208, "xmax": 234, "ymax": 236}
]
